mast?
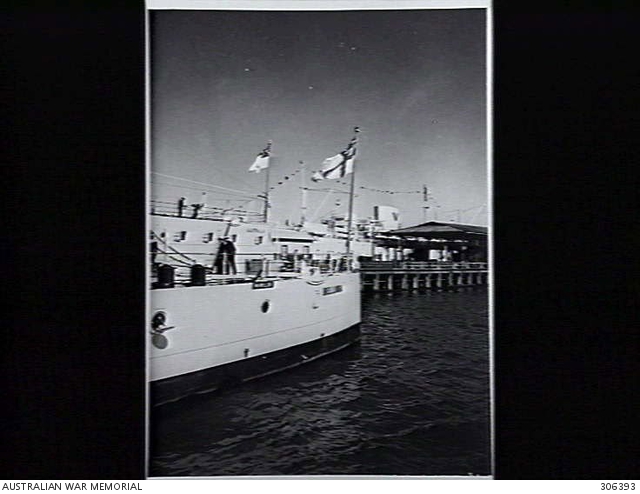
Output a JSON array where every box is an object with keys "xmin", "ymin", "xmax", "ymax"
[
  {"xmin": 422, "ymin": 184, "xmax": 429, "ymax": 222},
  {"xmin": 345, "ymin": 126, "xmax": 360, "ymax": 258},
  {"xmin": 261, "ymin": 140, "xmax": 273, "ymax": 223},
  {"xmin": 299, "ymin": 161, "xmax": 307, "ymax": 227}
]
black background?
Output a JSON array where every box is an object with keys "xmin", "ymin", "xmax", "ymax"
[{"xmin": 2, "ymin": 3, "xmax": 636, "ymax": 480}]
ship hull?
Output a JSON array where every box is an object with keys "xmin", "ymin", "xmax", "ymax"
[
  {"xmin": 151, "ymin": 322, "xmax": 360, "ymax": 406},
  {"xmin": 149, "ymin": 271, "xmax": 361, "ymax": 406}
]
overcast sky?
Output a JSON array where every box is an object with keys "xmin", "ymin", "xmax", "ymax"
[{"xmin": 150, "ymin": 8, "xmax": 487, "ymax": 226}]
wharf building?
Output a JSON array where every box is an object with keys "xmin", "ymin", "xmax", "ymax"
[
  {"xmin": 359, "ymin": 221, "xmax": 488, "ymax": 292},
  {"xmin": 372, "ymin": 221, "xmax": 488, "ymax": 263}
]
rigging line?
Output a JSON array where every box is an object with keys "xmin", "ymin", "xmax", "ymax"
[
  {"xmin": 151, "ymin": 182, "xmax": 256, "ymax": 199},
  {"xmin": 440, "ymin": 205, "xmax": 484, "ymax": 216},
  {"xmin": 233, "ymin": 197, "xmax": 260, "ymax": 211},
  {"xmin": 157, "ymin": 251, "xmax": 197, "ymax": 267},
  {"xmin": 151, "ymin": 231, "xmax": 199, "ymax": 263},
  {"xmin": 324, "ymin": 204, "xmax": 343, "ymax": 218},
  {"xmin": 469, "ymin": 205, "xmax": 487, "ymax": 224},
  {"xmin": 461, "ymin": 204, "xmax": 486, "ymax": 212},
  {"xmin": 211, "ymin": 151, "xmax": 273, "ymax": 192},
  {"xmin": 151, "ymin": 181, "xmax": 258, "ymax": 199},
  {"xmin": 152, "ymin": 181, "xmax": 258, "ymax": 201},
  {"xmin": 309, "ymin": 189, "xmax": 333, "ymax": 223},
  {"xmin": 268, "ymin": 163, "xmax": 304, "ymax": 189},
  {"xmin": 306, "ymin": 188, "xmax": 353, "ymax": 195},
  {"xmin": 151, "ymin": 172, "xmax": 260, "ymax": 197},
  {"xmin": 217, "ymin": 194, "xmax": 262, "ymax": 210},
  {"xmin": 215, "ymin": 165, "xmax": 264, "ymax": 194}
]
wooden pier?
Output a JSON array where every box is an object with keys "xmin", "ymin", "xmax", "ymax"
[{"xmin": 359, "ymin": 261, "xmax": 488, "ymax": 292}]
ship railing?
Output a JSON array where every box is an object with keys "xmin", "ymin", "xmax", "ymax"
[
  {"xmin": 232, "ymin": 253, "xmax": 354, "ymax": 275},
  {"xmin": 281, "ymin": 256, "xmax": 354, "ymax": 274},
  {"xmin": 150, "ymin": 200, "xmax": 263, "ymax": 222},
  {"xmin": 359, "ymin": 260, "xmax": 488, "ymax": 271},
  {"xmin": 149, "ymin": 250, "xmax": 354, "ymax": 287}
]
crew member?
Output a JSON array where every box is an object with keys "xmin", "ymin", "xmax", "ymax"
[
  {"xmin": 191, "ymin": 202, "xmax": 203, "ymax": 219},
  {"xmin": 214, "ymin": 238, "xmax": 224, "ymax": 274},
  {"xmin": 220, "ymin": 237, "xmax": 237, "ymax": 275}
]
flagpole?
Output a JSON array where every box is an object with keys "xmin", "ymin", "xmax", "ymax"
[
  {"xmin": 261, "ymin": 140, "xmax": 272, "ymax": 223},
  {"xmin": 345, "ymin": 127, "xmax": 360, "ymax": 261}
]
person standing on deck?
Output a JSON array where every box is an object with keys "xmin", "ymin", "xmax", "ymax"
[
  {"xmin": 214, "ymin": 238, "xmax": 224, "ymax": 274},
  {"xmin": 220, "ymin": 237, "xmax": 237, "ymax": 275},
  {"xmin": 177, "ymin": 197, "xmax": 186, "ymax": 217},
  {"xmin": 150, "ymin": 241, "xmax": 158, "ymax": 273},
  {"xmin": 191, "ymin": 202, "xmax": 203, "ymax": 219}
]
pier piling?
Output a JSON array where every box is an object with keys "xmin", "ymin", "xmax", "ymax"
[{"xmin": 360, "ymin": 261, "xmax": 488, "ymax": 293}]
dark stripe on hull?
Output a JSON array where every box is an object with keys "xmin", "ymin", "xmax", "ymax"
[{"xmin": 151, "ymin": 323, "xmax": 361, "ymax": 406}]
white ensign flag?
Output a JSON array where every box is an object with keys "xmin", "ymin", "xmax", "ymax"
[
  {"xmin": 248, "ymin": 141, "xmax": 272, "ymax": 173},
  {"xmin": 312, "ymin": 129, "xmax": 359, "ymax": 182}
]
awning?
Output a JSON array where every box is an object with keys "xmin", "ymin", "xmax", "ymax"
[{"xmin": 387, "ymin": 221, "xmax": 487, "ymax": 239}]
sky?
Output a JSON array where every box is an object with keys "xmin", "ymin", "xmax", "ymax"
[{"xmin": 150, "ymin": 8, "xmax": 487, "ymax": 227}]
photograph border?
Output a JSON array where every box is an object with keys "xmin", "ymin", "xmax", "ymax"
[{"xmin": 145, "ymin": 0, "xmax": 493, "ymax": 479}]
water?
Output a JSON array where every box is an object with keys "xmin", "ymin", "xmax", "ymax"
[{"xmin": 149, "ymin": 287, "xmax": 491, "ymax": 477}]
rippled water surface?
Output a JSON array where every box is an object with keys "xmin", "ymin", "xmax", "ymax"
[{"xmin": 150, "ymin": 287, "xmax": 491, "ymax": 476}]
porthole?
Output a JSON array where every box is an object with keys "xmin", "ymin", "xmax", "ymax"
[
  {"xmin": 261, "ymin": 300, "xmax": 270, "ymax": 313},
  {"xmin": 152, "ymin": 334, "xmax": 168, "ymax": 349}
]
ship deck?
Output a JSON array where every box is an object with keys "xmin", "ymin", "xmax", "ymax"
[{"xmin": 150, "ymin": 270, "xmax": 349, "ymax": 289}]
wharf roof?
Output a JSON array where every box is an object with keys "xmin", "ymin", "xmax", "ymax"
[{"xmin": 387, "ymin": 221, "xmax": 488, "ymax": 239}]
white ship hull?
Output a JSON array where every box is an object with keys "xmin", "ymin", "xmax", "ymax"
[{"xmin": 149, "ymin": 270, "xmax": 361, "ymax": 405}]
